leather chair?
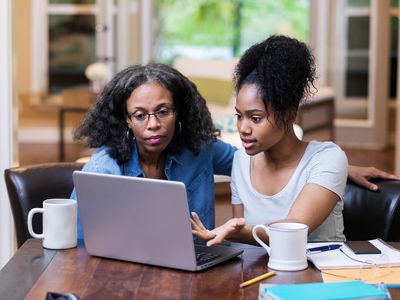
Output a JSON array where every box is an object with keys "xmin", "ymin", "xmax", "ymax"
[
  {"xmin": 343, "ymin": 179, "xmax": 400, "ymax": 241},
  {"xmin": 4, "ymin": 162, "xmax": 84, "ymax": 248}
]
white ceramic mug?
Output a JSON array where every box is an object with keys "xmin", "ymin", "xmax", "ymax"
[
  {"xmin": 252, "ymin": 222, "xmax": 308, "ymax": 271},
  {"xmin": 27, "ymin": 199, "xmax": 77, "ymax": 249}
]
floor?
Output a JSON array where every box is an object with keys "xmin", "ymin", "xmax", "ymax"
[{"xmin": 18, "ymin": 141, "xmax": 396, "ymax": 227}]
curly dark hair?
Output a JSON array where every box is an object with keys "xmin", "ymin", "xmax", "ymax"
[
  {"xmin": 74, "ymin": 63, "xmax": 220, "ymax": 164},
  {"xmin": 234, "ymin": 35, "xmax": 316, "ymax": 130}
]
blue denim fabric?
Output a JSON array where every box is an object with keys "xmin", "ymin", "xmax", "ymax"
[{"xmin": 71, "ymin": 139, "xmax": 236, "ymax": 239}]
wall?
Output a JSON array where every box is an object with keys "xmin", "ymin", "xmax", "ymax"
[{"xmin": 0, "ymin": 0, "xmax": 15, "ymax": 268}]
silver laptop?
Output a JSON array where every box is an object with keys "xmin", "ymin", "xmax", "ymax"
[{"xmin": 73, "ymin": 171, "xmax": 243, "ymax": 271}]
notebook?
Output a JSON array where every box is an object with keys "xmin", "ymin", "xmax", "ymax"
[
  {"xmin": 261, "ymin": 281, "xmax": 388, "ymax": 300},
  {"xmin": 72, "ymin": 171, "xmax": 243, "ymax": 271},
  {"xmin": 306, "ymin": 239, "xmax": 400, "ymax": 270}
]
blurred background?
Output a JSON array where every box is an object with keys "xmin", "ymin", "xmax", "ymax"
[{"xmin": 9, "ymin": 0, "xmax": 398, "ymax": 166}]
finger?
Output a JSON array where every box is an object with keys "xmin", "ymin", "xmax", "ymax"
[
  {"xmin": 191, "ymin": 212, "xmax": 207, "ymax": 231},
  {"xmin": 207, "ymin": 234, "xmax": 226, "ymax": 247},
  {"xmin": 236, "ymin": 218, "xmax": 246, "ymax": 227},
  {"xmin": 190, "ymin": 219, "xmax": 202, "ymax": 231},
  {"xmin": 366, "ymin": 167, "xmax": 399, "ymax": 180},
  {"xmin": 192, "ymin": 229, "xmax": 208, "ymax": 239},
  {"xmin": 193, "ymin": 229, "xmax": 216, "ymax": 241},
  {"xmin": 358, "ymin": 178, "xmax": 378, "ymax": 191},
  {"xmin": 374, "ymin": 170, "xmax": 400, "ymax": 180},
  {"xmin": 367, "ymin": 183, "xmax": 379, "ymax": 192}
]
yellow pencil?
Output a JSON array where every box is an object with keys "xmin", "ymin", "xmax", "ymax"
[{"xmin": 239, "ymin": 271, "xmax": 276, "ymax": 288}]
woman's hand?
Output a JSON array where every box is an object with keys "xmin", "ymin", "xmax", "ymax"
[
  {"xmin": 191, "ymin": 212, "xmax": 246, "ymax": 246},
  {"xmin": 190, "ymin": 212, "xmax": 217, "ymax": 241},
  {"xmin": 348, "ymin": 165, "xmax": 400, "ymax": 191}
]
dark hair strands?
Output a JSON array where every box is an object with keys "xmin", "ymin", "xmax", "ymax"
[
  {"xmin": 234, "ymin": 35, "xmax": 317, "ymax": 131},
  {"xmin": 74, "ymin": 64, "xmax": 220, "ymax": 164}
]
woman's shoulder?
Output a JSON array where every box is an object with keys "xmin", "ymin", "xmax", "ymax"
[
  {"xmin": 306, "ymin": 141, "xmax": 348, "ymax": 168},
  {"xmin": 82, "ymin": 146, "xmax": 122, "ymax": 174},
  {"xmin": 232, "ymin": 147, "xmax": 250, "ymax": 166},
  {"xmin": 307, "ymin": 140, "xmax": 346, "ymax": 156},
  {"xmin": 190, "ymin": 139, "xmax": 236, "ymax": 156}
]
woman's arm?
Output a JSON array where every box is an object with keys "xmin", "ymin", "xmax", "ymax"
[
  {"xmin": 282, "ymin": 184, "xmax": 339, "ymax": 232},
  {"xmin": 192, "ymin": 183, "xmax": 339, "ymax": 246}
]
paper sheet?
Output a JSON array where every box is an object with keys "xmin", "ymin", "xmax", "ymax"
[{"xmin": 321, "ymin": 266, "xmax": 400, "ymax": 284}]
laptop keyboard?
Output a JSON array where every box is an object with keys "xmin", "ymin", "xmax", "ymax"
[{"xmin": 195, "ymin": 251, "xmax": 220, "ymax": 265}]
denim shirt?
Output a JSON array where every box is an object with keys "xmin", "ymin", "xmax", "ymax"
[{"xmin": 71, "ymin": 139, "xmax": 236, "ymax": 239}]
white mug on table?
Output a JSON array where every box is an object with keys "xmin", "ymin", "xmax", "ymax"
[
  {"xmin": 252, "ymin": 222, "xmax": 308, "ymax": 271},
  {"xmin": 27, "ymin": 198, "xmax": 77, "ymax": 249}
]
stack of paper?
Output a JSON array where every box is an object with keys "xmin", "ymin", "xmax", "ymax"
[
  {"xmin": 306, "ymin": 239, "xmax": 400, "ymax": 284},
  {"xmin": 259, "ymin": 281, "xmax": 388, "ymax": 300},
  {"xmin": 307, "ymin": 239, "xmax": 400, "ymax": 270}
]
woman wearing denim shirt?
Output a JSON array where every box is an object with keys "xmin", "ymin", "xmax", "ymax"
[
  {"xmin": 71, "ymin": 63, "xmax": 398, "ymax": 240},
  {"xmin": 71, "ymin": 64, "xmax": 235, "ymax": 238}
]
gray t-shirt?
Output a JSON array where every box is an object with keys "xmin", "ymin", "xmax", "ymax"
[{"xmin": 231, "ymin": 141, "xmax": 348, "ymax": 242}]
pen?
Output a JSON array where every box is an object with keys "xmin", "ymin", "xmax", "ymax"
[
  {"xmin": 239, "ymin": 271, "xmax": 276, "ymax": 288},
  {"xmin": 384, "ymin": 284, "xmax": 400, "ymax": 289},
  {"xmin": 306, "ymin": 244, "xmax": 342, "ymax": 254}
]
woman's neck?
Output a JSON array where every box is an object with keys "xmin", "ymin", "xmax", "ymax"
[
  {"xmin": 262, "ymin": 133, "xmax": 307, "ymax": 170},
  {"xmin": 250, "ymin": 132, "xmax": 307, "ymax": 196},
  {"xmin": 138, "ymin": 151, "xmax": 166, "ymax": 180}
]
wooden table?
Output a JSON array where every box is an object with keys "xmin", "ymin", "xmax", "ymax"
[{"xmin": 1, "ymin": 239, "xmax": 399, "ymax": 300}]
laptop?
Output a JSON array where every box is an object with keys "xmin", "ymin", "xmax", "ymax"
[{"xmin": 72, "ymin": 171, "xmax": 243, "ymax": 271}]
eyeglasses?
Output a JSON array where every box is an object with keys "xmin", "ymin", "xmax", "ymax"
[{"xmin": 128, "ymin": 107, "xmax": 175, "ymax": 124}]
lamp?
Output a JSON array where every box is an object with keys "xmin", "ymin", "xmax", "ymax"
[{"xmin": 84, "ymin": 62, "xmax": 109, "ymax": 93}]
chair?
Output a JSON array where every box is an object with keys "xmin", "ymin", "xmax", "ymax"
[
  {"xmin": 4, "ymin": 162, "xmax": 84, "ymax": 248},
  {"xmin": 343, "ymin": 179, "xmax": 400, "ymax": 241}
]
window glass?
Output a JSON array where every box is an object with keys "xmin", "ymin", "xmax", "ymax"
[
  {"xmin": 345, "ymin": 16, "xmax": 370, "ymax": 97},
  {"xmin": 154, "ymin": 0, "xmax": 309, "ymax": 64},
  {"xmin": 49, "ymin": 14, "xmax": 96, "ymax": 93},
  {"xmin": 347, "ymin": 0, "xmax": 370, "ymax": 7}
]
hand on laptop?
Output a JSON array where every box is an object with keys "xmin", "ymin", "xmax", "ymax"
[{"xmin": 191, "ymin": 212, "xmax": 245, "ymax": 247}]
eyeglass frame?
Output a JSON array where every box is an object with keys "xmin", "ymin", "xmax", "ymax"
[{"xmin": 127, "ymin": 107, "xmax": 176, "ymax": 124}]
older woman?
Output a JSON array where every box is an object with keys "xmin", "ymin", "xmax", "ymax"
[
  {"xmin": 71, "ymin": 64, "xmax": 235, "ymax": 238},
  {"xmin": 72, "ymin": 63, "xmax": 398, "ymax": 239}
]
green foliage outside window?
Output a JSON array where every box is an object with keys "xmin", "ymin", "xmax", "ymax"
[{"xmin": 154, "ymin": 0, "xmax": 309, "ymax": 64}]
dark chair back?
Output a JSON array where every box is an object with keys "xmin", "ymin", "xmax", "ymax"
[
  {"xmin": 343, "ymin": 179, "xmax": 400, "ymax": 241},
  {"xmin": 4, "ymin": 162, "xmax": 84, "ymax": 248}
]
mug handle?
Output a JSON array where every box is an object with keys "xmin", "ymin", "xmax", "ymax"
[
  {"xmin": 27, "ymin": 208, "xmax": 44, "ymax": 239},
  {"xmin": 252, "ymin": 224, "xmax": 271, "ymax": 255}
]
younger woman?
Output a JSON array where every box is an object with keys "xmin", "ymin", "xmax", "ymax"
[{"xmin": 192, "ymin": 35, "xmax": 348, "ymax": 245}]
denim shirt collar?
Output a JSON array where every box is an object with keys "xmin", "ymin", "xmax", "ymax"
[{"xmin": 122, "ymin": 138, "xmax": 183, "ymax": 178}]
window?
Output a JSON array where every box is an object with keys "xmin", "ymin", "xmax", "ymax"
[
  {"xmin": 153, "ymin": 0, "xmax": 309, "ymax": 63},
  {"xmin": 321, "ymin": 0, "xmax": 391, "ymax": 148},
  {"xmin": 31, "ymin": 0, "xmax": 131, "ymax": 97},
  {"xmin": 48, "ymin": 14, "xmax": 96, "ymax": 93}
]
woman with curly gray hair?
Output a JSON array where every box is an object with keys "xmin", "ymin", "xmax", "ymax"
[{"xmin": 71, "ymin": 63, "xmax": 236, "ymax": 238}]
